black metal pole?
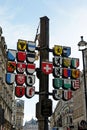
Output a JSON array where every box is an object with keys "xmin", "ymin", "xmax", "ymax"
[
  {"xmin": 82, "ymin": 50, "xmax": 87, "ymax": 121},
  {"xmin": 37, "ymin": 16, "xmax": 49, "ymax": 130}
]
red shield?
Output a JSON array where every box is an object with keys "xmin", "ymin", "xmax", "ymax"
[
  {"xmin": 17, "ymin": 51, "xmax": 26, "ymax": 62},
  {"xmin": 15, "ymin": 74, "xmax": 25, "ymax": 85},
  {"xmin": 26, "ymin": 63, "xmax": 35, "ymax": 74},
  {"xmin": 16, "ymin": 62, "xmax": 26, "ymax": 73},
  {"xmin": 15, "ymin": 86, "xmax": 25, "ymax": 97},
  {"xmin": 42, "ymin": 62, "xmax": 53, "ymax": 74}
]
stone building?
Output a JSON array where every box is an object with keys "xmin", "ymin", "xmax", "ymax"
[
  {"xmin": 0, "ymin": 27, "xmax": 14, "ymax": 130},
  {"xmin": 50, "ymin": 99, "xmax": 73, "ymax": 130},
  {"xmin": 0, "ymin": 27, "xmax": 24, "ymax": 130},
  {"xmin": 15, "ymin": 99, "xmax": 24, "ymax": 130},
  {"xmin": 23, "ymin": 118, "xmax": 38, "ymax": 130}
]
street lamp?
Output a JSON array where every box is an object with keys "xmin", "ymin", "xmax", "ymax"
[{"xmin": 78, "ymin": 36, "xmax": 87, "ymax": 122}]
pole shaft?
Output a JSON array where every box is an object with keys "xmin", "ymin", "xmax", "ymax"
[
  {"xmin": 82, "ymin": 50, "xmax": 87, "ymax": 121},
  {"xmin": 38, "ymin": 16, "xmax": 49, "ymax": 130}
]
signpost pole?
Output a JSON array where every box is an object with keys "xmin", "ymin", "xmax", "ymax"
[{"xmin": 37, "ymin": 16, "xmax": 49, "ymax": 130}]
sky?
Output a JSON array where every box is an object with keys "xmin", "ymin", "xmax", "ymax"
[{"xmin": 1, "ymin": 0, "xmax": 87, "ymax": 125}]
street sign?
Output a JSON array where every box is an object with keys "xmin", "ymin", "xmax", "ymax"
[
  {"xmin": 41, "ymin": 99, "xmax": 52, "ymax": 117},
  {"xmin": 42, "ymin": 61, "xmax": 53, "ymax": 74}
]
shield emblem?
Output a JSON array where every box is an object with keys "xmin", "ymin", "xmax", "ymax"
[
  {"xmin": 6, "ymin": 73, "xmax": 15, "ymax": 85},
  {"xmin": 16, "ymin": 62, "xmax": 26, "ymax": 73},
  {"xmin": 7, "ymin": 61, "xmax": 16, "ymax": 73},
  {"xmin": 62, "ymin": 57, "xmax": 71, "ymax": 67},
  {"xmin": 53, "ymin": 67, "xmax": 62, "ymax": 77},
  {"xmin": 53, "ymin": 45, "xmax": 62, "ymax": 56},
  {"xmin": 71, "ymin": 58, "xmax": 79, "ymax": 68},
  {"xmin": 15, "ymin": 74, "xmax": 25, "ymax": 85},
  {"xmin": 17, "ymin": 51, "xmax": 26, "ymax": 62},
  {"xmin": 26, "ymin": 63, "xmax": 35, "ymax": 74},
  {"xmin": 15, "ymin": 86, "xmax": 25, "ymax": 97},
  {"xmin": 27, "ymin": 41, "xmax": 36, "ymax": 52},
  {"xmin": 63, "ymin": 68, "xmax": 71, "ymax": 78},
  {"xmin": 53, "ymin": 78, "xmax": 63, "ymax": 89},
  {"xmin": 26, "ymin": 52, "xmax": 35, "ymax": 63},
  {"xmin": 25, "ymin": 86, "xmax": 35, "ymax": 98},
  {"xmin": 42, "ymin": 62, "xmax": 53, "ymax": 74},
  {"xmin": 63, "ymin": 79, "xmax": 71, "ymax": 89},
  {"xmin": 71, "ymin": 79, "xmax": 80, "ymax": 90},
  {"xmin": 7, "ymin": 49, "xmax": 16, "ymax": 61},
  {"xmin": 53, "ymin": 89, "xmax": 63, "ymax": 100},
  {"xmin": 62, "ymin": 90, "xmax": 72, "ymax": 101},
  {"xmin": 62, "ymin": 46, "xmax": 71, "ymax": 57},
  {"xmin": 71, "ymin": 69, "xmax": 80, "ymax": 79},
  {"xmin": 53, "ymin": 56, "xmax": 62, "ymax": 66},
  {"xmin": 26, "ymin": 75, "xmax": 35, "ymax": 86},
  {"xmin": 17, "ymin": 39, "xmax": 27, "ymax": 51}
]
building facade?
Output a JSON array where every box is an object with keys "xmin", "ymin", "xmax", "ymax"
[
  {"xmin": 0, "ymin": 27, "xmax": 24, "ymax": 130},
  {"xmin": 23, "ymin": 118, "xmax": 38, "ymax": 130},
  {"xmin": 0, "ymin": 27, "xmax": 14, "ymax": 130}
]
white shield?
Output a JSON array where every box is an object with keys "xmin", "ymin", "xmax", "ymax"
[
  {"xmin": 53, "ymin": 56, "xmax": 62, "ymax": 66},
  {"xmin": 27, "ymin": 41, "xmax": 36, "ymax": 52},
  {"xmin": 25, "ymin": 86, "xmax": 35, "ymax": 98},
  {"xmin": 26, "ymin": 75, "xmax": 35, "ymax": 86}
]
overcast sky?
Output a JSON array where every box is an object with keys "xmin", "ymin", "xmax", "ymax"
[{"xmin": 0, "ymin": 0, "xmax": 87, "ymax": 124}]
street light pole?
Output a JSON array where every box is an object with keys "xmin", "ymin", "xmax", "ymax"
[
  {"xmin": 36, "ymin": 16, "xmax": 49, "ymax": 130},
  {"xmin": 78, "ymin": 36, "xmax": 87, "ymax": 121}
]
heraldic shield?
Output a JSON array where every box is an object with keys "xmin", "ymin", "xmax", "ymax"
[
  {"xmin": 6, "ymin": 73, "xmax": 15, "ymax": 85},
  {"xmin": 42, "ymin": 62, "xmax": 53, "ymax": 74},
  {"xmin": 25, "ymin": 86, "xmax": 35, "ymax": 98},
  {"xmin": 15, "ymin": 86, "xmax": 25, "ymax": 97},
  {"xmin": 15, "ymin": 74, "xmax": 25, "ymax": 85},
  {"xmin": 26, "ymin": 75, "xmax": 35, "ymax": 86}
]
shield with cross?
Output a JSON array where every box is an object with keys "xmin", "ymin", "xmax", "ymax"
[{"xmin": 41, "ymin": 61, "xmax": 53, "ymax": 74}]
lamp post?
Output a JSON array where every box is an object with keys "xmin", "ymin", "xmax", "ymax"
[{"xmin": 78, "ymin": 36, "xmax": 87, "ymax": 122}]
